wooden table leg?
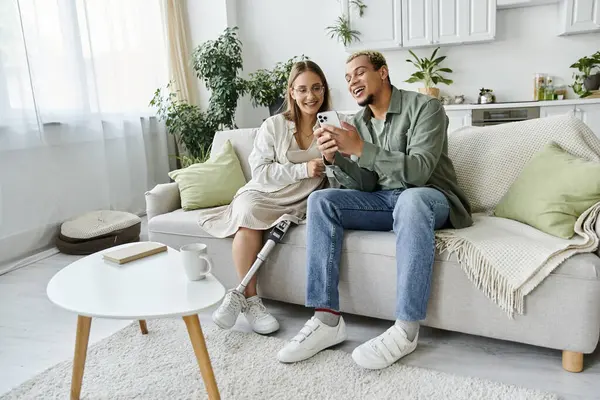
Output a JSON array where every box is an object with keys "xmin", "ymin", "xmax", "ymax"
[
  {"xmin": 71, "ymin": 315, "xmax": 92, "ymax": 400},
  {"xmin": 183, "ymin": 315, "xmax": 220, "ymax": 400},
  {"xmin": 139, "ymin": 320, "xmax": 148, "ymax": 335}
]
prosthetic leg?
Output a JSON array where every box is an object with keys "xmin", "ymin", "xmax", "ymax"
[{"xmin": 213, "ymin": 220, "xmax": 293, "ymax": 330}]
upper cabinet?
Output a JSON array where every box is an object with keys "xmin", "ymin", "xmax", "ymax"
[
  {"xmin": 342, "ymin": 0, "xmax": 497, "ymax": 51},
  {"xmin": 342, "ymin": 0, "xmax": 403, "ymax": 51},
  {"xmin": 558, "ymin": 0, "xmax": 600, "ymax": 35},
  {"xmin": 433, "ymin": 0, "xmax": 497, "ymax": 45},
  {"xmin": 402, "ymin": 0, "xmax": 434, "ymax": 47}
]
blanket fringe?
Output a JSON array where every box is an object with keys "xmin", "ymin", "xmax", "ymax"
[{"xmin": 435, "ymin": 233, "xmax": 523, "ymax": 318}]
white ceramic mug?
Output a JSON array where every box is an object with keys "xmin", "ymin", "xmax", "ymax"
[{"xmin": 180, "ymin": 243, "xmax": 213, "ymax": 281}]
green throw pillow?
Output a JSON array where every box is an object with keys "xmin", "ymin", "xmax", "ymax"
[
  {"xmin": 494, "ymin": 142, "xmax": 600, "ymax": 239},
  {"xmin": 168, "ymin": 140, "xmax": 246, "ymax": 211}
]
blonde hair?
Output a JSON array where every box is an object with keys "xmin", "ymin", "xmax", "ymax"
[
  {"xmin": 282, "ymin": 61, "xmax": 331, "ymax": 129},
  {"xmin": 346, "ymin": 50, "xmax": 391, "ymax": 84}
]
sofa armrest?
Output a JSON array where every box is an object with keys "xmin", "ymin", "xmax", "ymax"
[{"xmin": 145, "ymin": 182, "xmax": 181, "ymax": 221}]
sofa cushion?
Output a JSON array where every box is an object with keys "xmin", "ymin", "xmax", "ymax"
[
  {"xmin": 148, "ymin": 209, "xmax": 218, "ymax": 239},
  {"xmin": 494, "ymin": 142, "xmax": 600, "ymax": 239},
  {"xmin": 447, "ymin": 115, "xmax": 600, "ymax": 214},
  {"xmin": 212, "ymin": 128, "xmax": 258, "ymax": 182},
  {"xmin": 168, "ymin": 140, "xmax": 246, "ymax": 211}
]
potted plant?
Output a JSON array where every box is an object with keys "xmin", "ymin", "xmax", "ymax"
[
  {"xmin": 246, "ymin": 55, "xmax": 309, "ymax": 116},
  {"xmin": 192, "ymin": 27, "xmax": 247, "ymax": 129},
  {"xmin": 150, "ymin": 84, "xmax": 215, "ymax": 164},
  {"xmin": 325, "ymin": 0, "xmax": 367, "ymax": 47},
  {"xmin": 570, "ymin": 51, "xmax": 600, "ymax": 97},
  {"xmin": 150, "ymin": 27, "xmax": 245, "ymax": 164},
  {"xmin": 404, "ymin": 47, "xmax": 453, "ymax": 99}
]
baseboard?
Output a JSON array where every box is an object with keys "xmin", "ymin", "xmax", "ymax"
[{"xmin": 0, "ymin": 247, "xmax": 59, "ymax": 276}]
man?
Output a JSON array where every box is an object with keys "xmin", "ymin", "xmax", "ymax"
[{"xmin": 277, "ymin": 51, "xmax": 473, "ymax": 369}]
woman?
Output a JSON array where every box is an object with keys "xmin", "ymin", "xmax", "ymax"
[{"xmin": 197, "ymin": 61, "xmax": 333, "ymax": 335}]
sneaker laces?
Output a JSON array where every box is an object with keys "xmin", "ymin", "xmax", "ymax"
[
  {"xmin": 246, "ymin": 298, "xmax": 269, "ymax": 319},
  {"xmin": 291, "ymin": 317, "xmax": 320, "ymax": 343},
  {"xmin": 221, "ymin": 290, "xmax": 247, "ymax": 313}
]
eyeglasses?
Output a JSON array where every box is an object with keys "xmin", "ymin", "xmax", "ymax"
[{"xmin": 293, "ymin": 84, "xmax": 325, "ymax": 96}]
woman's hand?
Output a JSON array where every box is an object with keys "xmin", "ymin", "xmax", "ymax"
[{"xmin": 307, "ymin": 158, "xmax": 325, "ymax": 178}]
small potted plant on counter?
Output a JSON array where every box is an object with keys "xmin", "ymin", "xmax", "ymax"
[
  {"xmin": 404, "ymin": 47, "xmax": 453, "ymax": 99},
  {"xmin": 570, "ymin": 51, "xmax": 600, "ymax": 98},
  {"xmin": 246, "ymin": 55, "xmax": 309, "ymax": 116}
]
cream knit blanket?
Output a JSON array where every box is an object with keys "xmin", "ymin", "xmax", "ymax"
[{"xmin": 435, "ymin": 115, "xmax": 600, "ymax": 317}]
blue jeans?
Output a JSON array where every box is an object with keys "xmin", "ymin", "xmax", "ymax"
[{"xmin": 305, "ymin": 187, "xmax": 450, "ymax": 321}]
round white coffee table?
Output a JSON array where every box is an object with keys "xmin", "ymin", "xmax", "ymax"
[{"xmin": 47, "ymin": 242, "xmax": 226, "ymax": 400}]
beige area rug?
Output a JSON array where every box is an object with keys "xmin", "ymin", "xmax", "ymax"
[{"xmin": 1, "ymin": 319, "xmax": 557, "ymax": 400}]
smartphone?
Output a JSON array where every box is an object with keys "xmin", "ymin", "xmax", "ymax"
[{"xmin": 317, "ymin": 111, "xmax": 342, "ymax": 129}]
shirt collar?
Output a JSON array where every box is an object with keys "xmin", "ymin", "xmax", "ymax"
[{"xmin": 362, "ymin": 85, "xmax": 403, "ymax": 122}]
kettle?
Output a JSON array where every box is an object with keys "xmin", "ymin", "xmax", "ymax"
[{"xmin": 477, "ymin": 88, "xmax": 496, "ymax": 104}]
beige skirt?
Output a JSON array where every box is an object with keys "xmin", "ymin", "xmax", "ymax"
[{"xmin": 196, "ymin": 177, "xmax": 327, "ymax": 238}]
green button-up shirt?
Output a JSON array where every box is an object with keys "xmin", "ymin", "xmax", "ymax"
[{"xmin": 326, "ymin": 86, "xmax": 473, "ymax": 229}]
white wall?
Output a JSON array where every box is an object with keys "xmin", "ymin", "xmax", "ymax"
[
  {"xmin": 230, "ymin": 1, "xmax": 599, "ymax": 128},
  {"xmin": 185, "ymin": 0, "xmax": 232, "ymax": 109}
]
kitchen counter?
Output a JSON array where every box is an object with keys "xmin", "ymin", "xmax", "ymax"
[{"xmin": 444, "ymin": 97, "xmax": 600, "ymax": 110}]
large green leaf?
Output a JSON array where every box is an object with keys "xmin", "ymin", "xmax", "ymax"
[
  {"xmin": 432, "ymin": 56, "xmax": 447, "ymax": 65},
  {"xmin": 404, "ymin": 76, "xmax": 422, "ymax": 83},
  {"xmin": 408, "ymin": 49, "xmax": 421, "ymax": 64}
]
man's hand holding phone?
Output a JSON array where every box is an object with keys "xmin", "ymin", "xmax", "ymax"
[{"xmin": 315, "ymin": 121, "xmax": 364, "ymax": 163}]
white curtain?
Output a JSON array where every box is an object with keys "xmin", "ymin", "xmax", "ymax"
[{"xmin": 0, "ymin": 0, "xmax": 171, "ymax": 266}]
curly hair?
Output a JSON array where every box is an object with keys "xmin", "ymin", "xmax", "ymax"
[{"xmin": 346, "ymin": 50, "xmax": 391, "ymax": 84}]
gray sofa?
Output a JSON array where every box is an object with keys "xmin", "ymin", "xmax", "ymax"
[{"xmin": 145, "ymin": 126, "xmax": 600, "ymax": 373}]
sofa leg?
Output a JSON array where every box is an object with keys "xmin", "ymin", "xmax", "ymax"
[{"xmin": 562, "ymin": 350, "xmax": 583, "ymax": 372}]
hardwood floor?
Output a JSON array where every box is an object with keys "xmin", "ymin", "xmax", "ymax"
[{"xmin": 1, "ymin": 242, "xmax": 599, "ymax": 398}]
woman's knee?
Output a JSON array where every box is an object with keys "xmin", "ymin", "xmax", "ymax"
[{"xmin": 234, "ymin": 226, "xmax": 262, "ymax": 240}]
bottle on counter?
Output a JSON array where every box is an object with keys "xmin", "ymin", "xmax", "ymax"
[
  {"xmin": 534, "ymin": 73, "xmax": 547, "ymax": 101},
  {"xmin": 544, "ymin": 77, "xmax": 554, "ymax": 101}
]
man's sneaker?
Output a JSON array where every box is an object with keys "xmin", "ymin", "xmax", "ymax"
[
  {"xmin": 243, "ymin": 296, "xmax": 279, "ymax": 334},
  {"xmin": 277, "ymin": 316, "xmax": 347, "ymax": 363},
  {"xmin": 212, "ymin": 290, "xmax": 247, "ymax": 330},
  {"xmin": 351, "ymin": 324, "xmax": 418, "ymax": 370}
]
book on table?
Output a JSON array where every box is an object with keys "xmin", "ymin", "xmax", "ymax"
[{"xmin": 102, "ymin": 242, "xmax": 167, "ymax": 264}]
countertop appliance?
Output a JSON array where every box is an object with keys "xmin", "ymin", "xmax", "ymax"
[{"xmin": 472, "ymin": 106, "xmax": 540, "ymax": 126}]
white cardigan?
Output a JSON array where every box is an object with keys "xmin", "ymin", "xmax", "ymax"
[
  {"xmin": 239, "ymin": 114, "xmax": 312, "ymax": 194},
  {"xmin": 239, "ymin": 113, "xmax": 354, "ymax": 195}
]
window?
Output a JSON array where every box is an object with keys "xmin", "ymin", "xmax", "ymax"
[{"xmin": 0, "ymin": 0, "xmax": 168, "ymax": 124}]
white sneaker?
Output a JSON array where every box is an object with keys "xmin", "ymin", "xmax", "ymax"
[
  {"xmin": 277, "ymin": 316, "xmax": 347, "ymax": 363},
  {"xmin": 243, "ymin": 296, "xmax": 279, "ymax": 334},
  {"xmin": 352, "ymin": 324, "xmax": 418, "ymax": 370},
  {"xmin": 212, "ymin": 290, "xmax": 247, "ymax": 330}
]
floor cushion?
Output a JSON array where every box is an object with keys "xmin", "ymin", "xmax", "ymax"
[{"xmin": 56, "ymin": 210, "xmax": 141, "ymax": 255}]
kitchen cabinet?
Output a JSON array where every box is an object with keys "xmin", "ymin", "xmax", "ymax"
[
  {"xmin": 402, "ymin": 0, "xmax": 433, "ymax": 47},
  {"xmin": 575, "ymin": 104, "xmax": 600, "ymax": 140},
  {"xmin": 558, "ymin": 0, "xmax": 600, "ymax": 35},
  {"xmin": 402, "ymin": 0, "xmax": 496, "ymax": 48},
  {"xmin": 540, "ymin": 103, "xmax": 600, "ymax": 139},
  {"xmin": 446, "ymin": 109, "xmax": 472, "ymax": 134},
  {"xmin": 341, "ymin": 0, "xmax": 403, "ymax": 51},
  {"xmin": 342, "ymin": 0, "xmax": 496, "ymax": 51},
  {"xmin": 497, "ymin": 0, "xmax": 559, "ymax": 9},
  {"xmin": 539, "ymin": 104, "xmax": 576, "ymax": 118}
]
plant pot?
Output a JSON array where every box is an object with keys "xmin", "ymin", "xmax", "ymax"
[
  {"xmin": 269, "ymin": 97, "xmax": 285, "ymax": 116},
  {"xmin": 583, "ymin": 73, "xmax": 600, "ymax": 91},
  {"xmin": 418, "ymin": 87, "xmax": 440, "ymax": 99}
]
